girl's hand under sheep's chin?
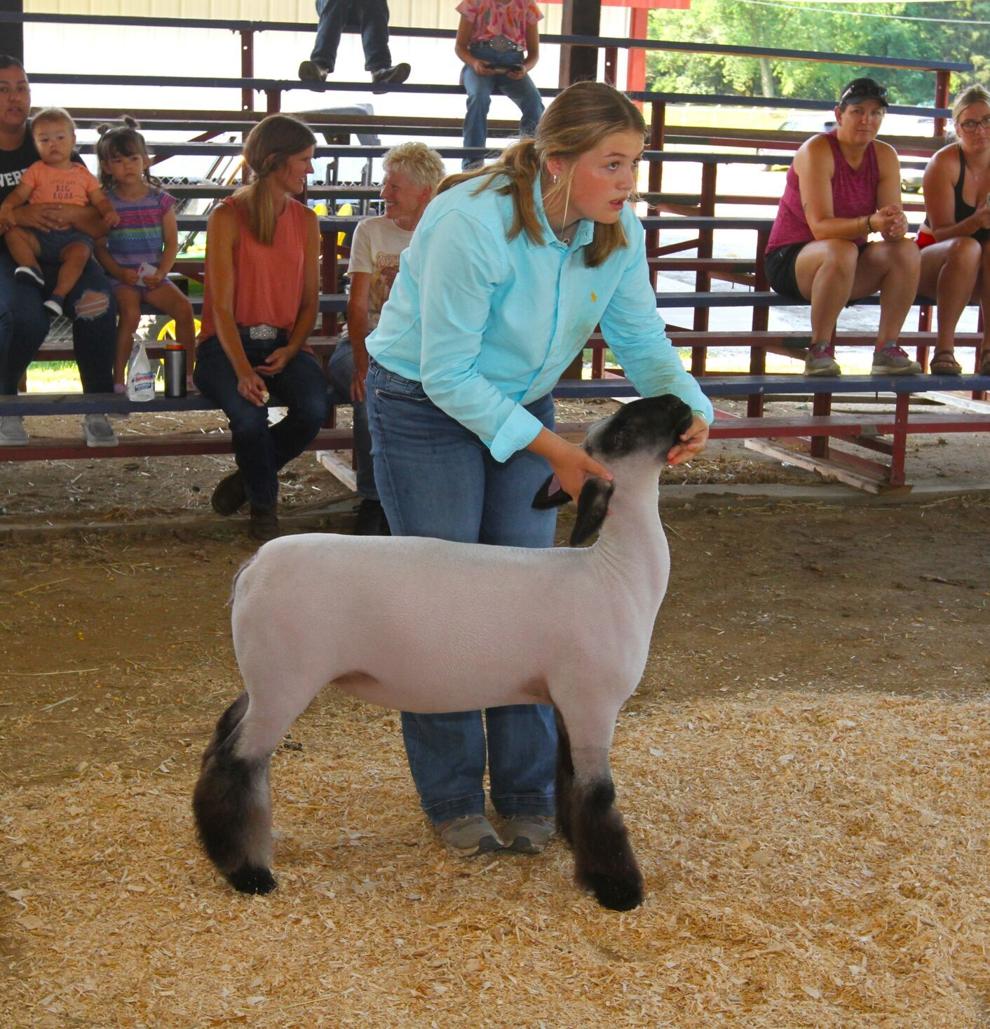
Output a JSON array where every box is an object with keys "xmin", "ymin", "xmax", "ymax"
[{"xmin": 666, "ymin": 415, "xmax": 709, "ymax": 466}]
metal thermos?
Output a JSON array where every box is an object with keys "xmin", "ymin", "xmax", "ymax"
[{"xmin": 164, "ymin": 343, "xmax": 187, "ymax": 398}]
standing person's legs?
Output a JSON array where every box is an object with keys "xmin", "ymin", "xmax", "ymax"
[
  {"xmin": 461, "ymin": 66, "xmax": 496, "ymax": 169},
  {"xmin": 366, "ymin": 360, "xmax": 490, "ymax": 826},
  {"xmin": 497, "ymin": 72, "xmax": 545, "ymax": 139},
  {"xmin": 479, "ymin": 393, "xmax": 558, "ymax": 824}
]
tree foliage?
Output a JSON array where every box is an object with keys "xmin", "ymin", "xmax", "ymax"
[{"xmin": 647, "ymin": 1, "xmax": 990, "ymax": 107}]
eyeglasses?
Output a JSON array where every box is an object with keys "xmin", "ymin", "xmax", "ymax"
[
  {"xmin": 839, "ymin": 83, "xmax": 887, "ymax": 104},
  {"xmin": 958, "ymin": 115, "xmax": 990, "ymax": 133}
]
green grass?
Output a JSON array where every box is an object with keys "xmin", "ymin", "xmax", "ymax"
[{"xmin": 27, "ymin": 361, "xmax": 83, "ymax": 393}]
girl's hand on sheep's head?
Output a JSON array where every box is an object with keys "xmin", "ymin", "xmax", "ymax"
[
  {"xmin": 666, "ymin": 415, "xmax": 709, "ymax": 466},
  {"xmin": 528, "ymin": 428, "xmax": 612, "ymax": 504}
]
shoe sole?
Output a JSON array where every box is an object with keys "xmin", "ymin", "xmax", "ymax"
[
  {"xmin": 872, "ymin": 366, "xmax": 920, "ymax": 375},
  {"xmin": 805, "ymin": 366, "xmax": 841, "ymax": 377},
  {"xmin": 446, "ymin": 833, "xmax": 503, "ymax": 858}
]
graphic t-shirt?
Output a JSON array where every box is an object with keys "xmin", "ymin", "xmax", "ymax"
[
  {"xmin": 20, "ymin": 161, "xmax": 101, "ymax": 206},
  {"xmin": 0, "ymin": 134, "xmax": 39, "ymax": 203},
  {"xmin": 346, "ymin": 215, "xmax": 414, "ymax": 332}
]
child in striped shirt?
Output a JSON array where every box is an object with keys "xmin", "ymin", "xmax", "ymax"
[{"xmin": 94, "ymin": 117, "xmax": 195, "ymax": 391}]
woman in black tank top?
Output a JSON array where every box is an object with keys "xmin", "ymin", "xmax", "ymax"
[{"xmin": 918, "ymin": 87, "xmax": 990, "ymax": 375}]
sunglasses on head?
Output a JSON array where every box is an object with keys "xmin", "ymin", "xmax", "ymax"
[{"xmin": 840, "ymin": 83, "xmax": 887, "ymax": 104}]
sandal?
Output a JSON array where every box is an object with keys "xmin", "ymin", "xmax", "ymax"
[{"xmin": 930, "ymin": 350, "xmax": 963, "ymax": 376}]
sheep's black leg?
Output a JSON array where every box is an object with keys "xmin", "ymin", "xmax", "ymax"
[
  {"xmin": 192, "ymin": 693, "xmax": 277, "ymax": 895},
  {"xmin": 569, "ymin": 773, "xmax": 643, "ymax": 912},
  {"xmin": 554, "ymin": 707, "xmax": 575, "ymax": 845}
]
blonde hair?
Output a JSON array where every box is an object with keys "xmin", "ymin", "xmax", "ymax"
[
  {"xmin": 439, "ymin": 81, "xmax": 645, "ymax": 268},
  {"xmin": 31, "ymin": 107, "xmax": 75, "ymax": 134},
  {"xmin": 237, "ymin": 114, "xmax": 316, "ymax": 245},
  {"xmin": 953, "ymin": 84, "xmax": 990, "ymax": 123},
  {"xmin": 383, "ymin": 142, "xmax": 445, "ymax": 194}
]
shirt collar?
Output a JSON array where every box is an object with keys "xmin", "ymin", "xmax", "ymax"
[{"xmin": 532, "ymin": 173, "xmax": 594, "ymax": 249}]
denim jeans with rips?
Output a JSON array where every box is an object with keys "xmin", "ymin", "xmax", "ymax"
[
  {"xmin": 365, "ymin": 358, "xmax": 558, "ymax": 824},
  {"xmin": 0, "ymin": 251, "xmax": 115, "ymax": 395}
]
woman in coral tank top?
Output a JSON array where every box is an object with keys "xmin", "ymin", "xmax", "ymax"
[{"xmin": 194, "ymin": 115, "xmax": 329, "ymax": 542}]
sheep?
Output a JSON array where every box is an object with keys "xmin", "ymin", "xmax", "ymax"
[{"xmin": 192, "ymin": 393, "xmax": 694, "ymax": 911}]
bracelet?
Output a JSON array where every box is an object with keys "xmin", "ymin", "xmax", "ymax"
[{"xmin": 866, "ymin": 213, "xmax": 874, "ymax": 233}]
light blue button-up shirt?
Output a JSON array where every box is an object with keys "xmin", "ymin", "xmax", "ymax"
[{"xmin": 367, "ymin": 173, "xmax": 713, "ymax": 461}]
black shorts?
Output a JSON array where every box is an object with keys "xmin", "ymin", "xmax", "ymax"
[{"xmin": 764, "ymin": 242, "xmax": 807, "ymax": 299}]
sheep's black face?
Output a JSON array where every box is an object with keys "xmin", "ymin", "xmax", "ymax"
[{"xmin": 586, "ymin": 394, "xmax": 694, "ymax": 462}]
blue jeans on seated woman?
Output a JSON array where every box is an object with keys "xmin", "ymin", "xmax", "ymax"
[
  {"xmin": 460, "ymin": 63, "xmax": 544, "ymax": 169},
  {"xmin": 365, "ymin": 358, "xmax": 558, "ymax": 825},
  {"xmin": 193, "ymin": 334, "xmax": 330, "ymax": 512}
]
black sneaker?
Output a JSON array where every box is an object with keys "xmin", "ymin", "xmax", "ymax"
[
  {"xmin": 353, "ymin": 498, "xmax": 391, "ymax": 536},
  {"xmin": 370, "ymin": 62, "xmax": 410, "ymax": 93},
  {"xmin": 249, "ymin": 506, "xmax": 281, "ymax": 543},
  {"xmin": 14, "ymin": 265, "xmax": 44, "ymax": 289},
  {"xmin": 298, "ymin": 59, "xmax": 329, "ymax": 82},
  {"xmin": 211, "ymin": 471, "xmax": 247, "ymax": 516}
]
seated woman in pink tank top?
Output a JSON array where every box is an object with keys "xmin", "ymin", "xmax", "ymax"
[
  {"xmin": 193, "ymin": 115, "xmax": 329, "ymax": 542},
  {"xmin": 764, "ymin": 78, "xmax": 921, "ymax": 377}
]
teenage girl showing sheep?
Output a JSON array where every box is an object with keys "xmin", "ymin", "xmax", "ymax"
[
  {"xmin": 364, "ymin": 81, "xmax": 712, "ymax": 859},
  {"xmin": 94, "ymin": 118, "xmax": 196, "ymax": 393}
]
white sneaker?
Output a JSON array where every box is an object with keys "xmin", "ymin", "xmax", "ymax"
[
  {"xmin": 0, "ymin": 414, "xmax": 29, "ymax": 446},
  {"xmin": 82, "ymin": 413, "xmax": 118, "ymax": 448}
]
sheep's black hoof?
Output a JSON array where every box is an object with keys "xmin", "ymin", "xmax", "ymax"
[
  {"xmin": 583, "ymin": 871, "xmax": 644, "ymax": 911},
  {"xmin": 227, "ymin": 865, "xmax": 277, "ymax": 895}
]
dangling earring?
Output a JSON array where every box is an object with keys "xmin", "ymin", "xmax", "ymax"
[{"xmin": 552, "ymin": 173, "xmax": 558, "ymax": 185}]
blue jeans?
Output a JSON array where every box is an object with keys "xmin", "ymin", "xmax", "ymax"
[
  {"xmin": 311, "ymin": 0, "xmax": 392, "ymax": 73},
  {"xmin": 326, "ymin": 338, "xmax": 377, "ymax": 500},
  {"xmin": 366, "ymin": 359, "xmax": 558, "ymax": 824},
  {"xmin": 193, "ymin": 335, "xmax": 330, "ymax": 511},
  {"xmin": 461, "ymin": 65, "xmax": 544, "ymax": 169},
  {"xmin": 0, "ymin": 251, "xmax": 116, "ymax": 395}
]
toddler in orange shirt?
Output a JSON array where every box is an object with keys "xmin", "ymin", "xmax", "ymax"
[{"xmin": 0, "ymin": 107, "xmax": 118, "ymax": 317}]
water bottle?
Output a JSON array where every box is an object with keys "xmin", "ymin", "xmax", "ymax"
[{"xmin": 164, "ymin": 342, "xmax": 187, "ymax": 398}]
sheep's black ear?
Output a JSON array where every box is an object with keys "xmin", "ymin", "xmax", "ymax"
[
  {"xmin": 532, "ymin": 473, "xmax": 572, "ymax": 509},
  {"xmin": 570, "ymin": 477, "xmax": 614, "ymax": 546}
]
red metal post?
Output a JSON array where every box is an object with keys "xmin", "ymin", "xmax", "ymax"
[{"xmin": 240, "ymin": 29, "xmax": 254, "ymax": 113}]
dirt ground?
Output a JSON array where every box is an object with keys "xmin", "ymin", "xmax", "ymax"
[
  {"xmin": 1, "ymin": 399, "xmax": 989, "ymax": 1025},
  {"xmin": 1, "ymin": 395, "xmax": 988, "ymax": 781}
]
